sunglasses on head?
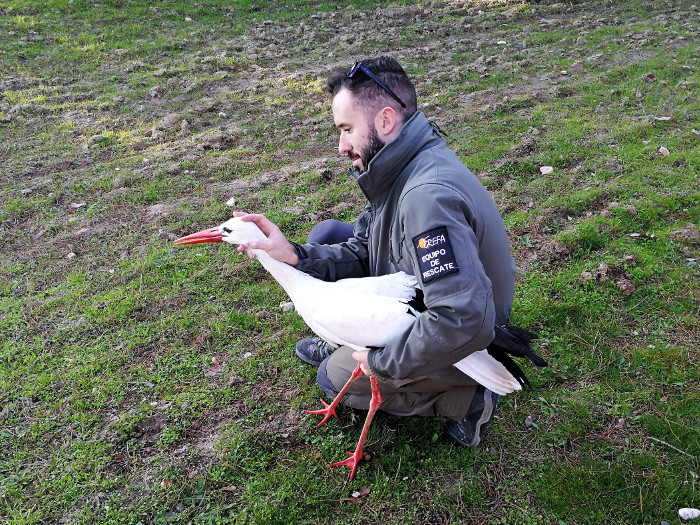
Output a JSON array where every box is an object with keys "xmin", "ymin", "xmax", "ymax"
[{"xmin": 347, "ymin": 61, "xmax": 407, "ymax": 108}]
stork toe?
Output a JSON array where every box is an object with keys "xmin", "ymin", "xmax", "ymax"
[{"xmin": 305, "ymin": 399, "xmax": 339, "ymax": 427}]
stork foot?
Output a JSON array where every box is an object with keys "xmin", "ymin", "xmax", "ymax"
[
  {"xmin": 305, "ymin": 399, "xmax": 339, "ymax": 428},
  {"xmin": 329, "ymin": 448, "xmax": 368, "ymax": 482},
  {"xmin": 306, "ymin": 363, "xmax": 364, "ymax": 428}
]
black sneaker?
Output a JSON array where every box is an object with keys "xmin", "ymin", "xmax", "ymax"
[
  {"xmin": 295, "ymin": 337, "xmax": 336, "ymax": 367},
  {"xmin": 446, "ymin": 386, "xmax": 500, "ymax": 447}
]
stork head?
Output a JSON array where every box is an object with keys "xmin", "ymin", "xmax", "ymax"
[{"xmin": 174, "ymin": 217, "xmax": 267, "ymax": 246}]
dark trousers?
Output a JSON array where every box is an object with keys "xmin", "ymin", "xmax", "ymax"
[
  {"xmin": 307, "ymin": 219, "xmax": 354, "ymax": 245},
  {"xmin": 318, "ymin": 347, "xmax": 477, "ymax": 420}
]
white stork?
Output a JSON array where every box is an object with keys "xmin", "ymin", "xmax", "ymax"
[{"xmin": 175, "ymin": 217, "xmax": 546, "ymax": 480}]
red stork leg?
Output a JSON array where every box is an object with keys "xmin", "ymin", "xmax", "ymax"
[
  {"xmin": 306, "ymin": 363, "xmax": 383, "ymax": 481},
  {"xmin": 329, "ymin": 374, "xmax": 382, "ymax": 481}
]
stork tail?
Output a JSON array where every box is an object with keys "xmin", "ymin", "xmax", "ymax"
[{"xmin": 485, "ymin": 324, "xmax": 548, "ymax": 390}]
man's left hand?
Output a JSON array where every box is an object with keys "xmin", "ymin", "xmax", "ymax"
[{"xmin": 352, "ymin": 350, "xmax": 374, "ymax": 377}]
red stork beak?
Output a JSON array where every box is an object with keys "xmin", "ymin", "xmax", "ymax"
[{"xmin": 174, "ymin": 226, "xmax": 224, "ymax": 245}]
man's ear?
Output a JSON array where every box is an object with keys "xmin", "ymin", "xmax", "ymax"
[{"xmin": 374, "ymin": 106, "xmax": 399, "ymax": 139}]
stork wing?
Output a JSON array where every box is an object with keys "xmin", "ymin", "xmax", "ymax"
[
  {"xmin": 333, "ymin": 271, "xmax": 419, "ymax": 300},
  {"xmin": 295, "ymin": 285, "xmax": 417, "ymax": 352},
  {"xmin": 453, "ymin": 350, "xmax": 523, "ymax": 395}
]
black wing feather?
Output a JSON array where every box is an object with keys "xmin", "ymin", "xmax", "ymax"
[{"xmin": 485, "ymin": 324, "xmax": 548, "ymax": 390}]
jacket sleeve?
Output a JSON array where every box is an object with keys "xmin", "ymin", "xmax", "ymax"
[
  {"xmin": 294, "ymin": 206, "xmax": 371, "ymax": 281},
  {"xmin": 368, "ymin": 185, "xmax": 496, "ymax": 380}
]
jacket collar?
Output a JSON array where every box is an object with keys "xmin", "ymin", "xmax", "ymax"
[{"xmin": 352, "ymin": 112, "xmax": 440, "ymax": 203}]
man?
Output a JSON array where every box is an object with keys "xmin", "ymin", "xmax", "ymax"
[{"xmin": 237, "ymin": 56, "xmax": 516, "ymax": 447}]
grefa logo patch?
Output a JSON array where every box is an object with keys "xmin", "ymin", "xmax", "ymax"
[
  {"xmin": 413, "ymin": 226, "xmax": 459, "ymax": 285},
  {"xmin": 417, "ymin": 233, "xmax": 446, "ymax": 250}
]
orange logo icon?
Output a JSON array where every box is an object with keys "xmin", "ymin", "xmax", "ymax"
[{"xmin": 418, "ymin": 238, "xmax": 428, "ymax": 249}]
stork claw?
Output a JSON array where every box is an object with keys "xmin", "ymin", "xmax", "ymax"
[
  {"xmin": 305, "ymin": 399, "xmax": 338, "ymax": 428},
  {"xmin": 328, "ymin": 450, "xmax": 368, "ymax": 482},
  {"xmin": 305, "ymin": 364, "xmax": 364, "ymax": 428}
]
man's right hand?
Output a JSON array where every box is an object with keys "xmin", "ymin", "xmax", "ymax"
[{"xmin": 233, "ymin": 212, "xmax": 300, "ymax": 266}]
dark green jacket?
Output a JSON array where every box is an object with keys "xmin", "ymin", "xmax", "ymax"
[{"xmin": 296, "ymin": 112, "xmax": 515, "ymax": 384}]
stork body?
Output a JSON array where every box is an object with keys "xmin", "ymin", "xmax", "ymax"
[{"xmin": 176, "ymin": 217, "xmax": 545, "ymax": 480}]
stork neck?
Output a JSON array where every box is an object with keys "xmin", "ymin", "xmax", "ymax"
[{"xmin": 248, "ymin": 248, "xmax": 316, "ymax": 297}]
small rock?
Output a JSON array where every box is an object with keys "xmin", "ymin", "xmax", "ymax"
[
  {"xmin": 659, "ymin": 146, "xmax": 670, "ymax": 156},
  {"xmin": 212, "ymin": 357, "xmax": 220, "ymax": 366},
  {"xmin": 679, "ymin": 508, "xmax": 700, "ymax": 520},
  {"xmin": 540, "ymin": 166, "xmax": 554, "ymax": 175},
  {"xmin": 66, "ymin": 252, "xmax": 77, "ymax": 259},
  {"xmin": 70, "ymin": 202, "xmax": 86, "ymax": 209},
  {"xmin": 280, "ymin": 301, "xmax": 295, "ymax": 312},
  {"xmin": 226, "ymin": 197, "xmax": 237, "ymax": 207}
]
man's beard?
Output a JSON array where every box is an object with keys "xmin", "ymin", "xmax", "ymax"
[{"xmin": 353, "ymin": 125, "xmax": 385, "ymax": 172}]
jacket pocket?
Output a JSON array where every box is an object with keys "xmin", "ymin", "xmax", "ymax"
[{"xmin": 389, "ymin": 226, "xmax": 405, "ymax": 266}]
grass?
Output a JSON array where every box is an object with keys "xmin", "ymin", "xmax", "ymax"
[{"xmin": 1, "ymin": 0, "xmax": 698, "ymax": 523}]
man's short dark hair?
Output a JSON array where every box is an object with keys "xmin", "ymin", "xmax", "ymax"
[{"xmin": 326, "ymin": 56, "xmax": 417, "ymax": 124}]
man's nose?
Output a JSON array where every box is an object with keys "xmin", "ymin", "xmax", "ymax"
[{"xmin": 338, "ymin": 134, "xmax": 351, "ymax": 155}]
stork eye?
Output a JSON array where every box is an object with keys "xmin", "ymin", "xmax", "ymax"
[{"xmin": 223, "ymin": 227, "xmax": 232, "ymax": 233}]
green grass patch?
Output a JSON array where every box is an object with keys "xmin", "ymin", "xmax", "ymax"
[{"xmin": 1, "ymin": 0, "xmax": 698, "ymax": 523}]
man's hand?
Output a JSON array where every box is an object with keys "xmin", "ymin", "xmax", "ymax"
[
  {"xmin": 352, "ymin": 350, "xmax": 374, "ymax": 377},
  {"xmin": 233, "ymin": 212, "xmax": 299, "ymax": 266}
]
